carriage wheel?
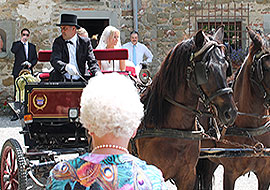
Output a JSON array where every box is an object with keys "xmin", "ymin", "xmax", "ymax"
[{"xmin": 0, "ymin": 138, "xmax": 27, "ymax": 190}]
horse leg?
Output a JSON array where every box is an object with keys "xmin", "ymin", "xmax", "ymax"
[
  {"xmin": 223, "ymin": 168, "xmax": 238, "ymax": 190},
  {"xmin": 256, "ymin": 172, "xmax": 270, "ymax": 190},
  {"xmin": 174, "ymin": 170, "xmax": 197, "ymax": 190},
  {"xmin": 196, "ymin": 158, "xmax": 219, "ymax": 190}
]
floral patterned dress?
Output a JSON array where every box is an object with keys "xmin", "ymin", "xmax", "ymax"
[{"xmin": 46, "ymin": 153, "xmax": 167, "ymax": 190}]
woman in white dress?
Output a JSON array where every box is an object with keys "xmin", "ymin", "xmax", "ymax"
[{"xmin": 96, "ymin": 26, "xmax": 126, "ymax": 71}]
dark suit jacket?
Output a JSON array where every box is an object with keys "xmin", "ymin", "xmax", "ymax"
[
  {"xmin": 50, "ymin": 34, "xmax": 100, "ymax": 81},
  {"xmin": 11, "ymin": 41, "xmax": 38, "ymax": 77}
]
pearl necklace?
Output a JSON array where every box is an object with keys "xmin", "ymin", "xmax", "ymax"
[{"xmin": 92, "ymin": 144, "xmax": 129, "ymax": 154}]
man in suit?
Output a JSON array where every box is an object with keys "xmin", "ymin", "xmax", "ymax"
[
  {"xmin": 50, "ymin": 14, "xmax": 101, "ymax": 82},
  {"xmin": 11, "ymin": 28, "xmax": 38, "ymax": 78},
  {"xmin": 11, "ymin": 28, "xmax": 38, "ymax": 121}
]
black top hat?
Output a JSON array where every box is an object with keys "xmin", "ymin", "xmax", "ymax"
[{"xmin": 56, "ymin": 14, "xmax": 80, "ymax": 29}]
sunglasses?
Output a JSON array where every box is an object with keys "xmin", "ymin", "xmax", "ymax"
[{"xmin": 22, "ymin": 33, "xmax": 29, "ymax": 37}]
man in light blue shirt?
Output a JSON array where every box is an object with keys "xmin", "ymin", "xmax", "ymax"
[{"xmin": 122, "ymin": 31, "xmax": 153, "ymax": 74}]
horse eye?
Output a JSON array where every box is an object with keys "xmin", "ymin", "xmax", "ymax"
[{"xmin": 220, "ymin": 58, "xmax": 226, "ymax": 64}]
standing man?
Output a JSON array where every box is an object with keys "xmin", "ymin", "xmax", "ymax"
[
  {"xmin": 10, "ymin": 28, "xmax": 38, "ymax": 121},
  {"xmin": 50, "ymin": 14, "xmax": 101, "ymax": 81},
  {"xmin": 122, "ymin": 30, "xmax": 153, "ymax": 74},
  {"xmin": 11, "ymin": 28, "xmax": 38, "ymax": 78}
]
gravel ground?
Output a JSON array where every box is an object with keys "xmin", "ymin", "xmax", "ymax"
[{"xmin": 0, "ymin": 116, "xmax": 266, "ymax": 190}]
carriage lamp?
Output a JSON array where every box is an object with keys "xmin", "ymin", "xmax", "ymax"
[
  {"xmin": 68, "ymin": 108, "xmax": 79, "ymax": 121},
  {"xmin": 24, "ymin": 114, "xmax": 33, "ymax": 124}
]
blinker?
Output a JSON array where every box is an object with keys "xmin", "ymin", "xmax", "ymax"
[{"xmin": 195, "ymin": 61, "xmax": 208, "ymax": 85}]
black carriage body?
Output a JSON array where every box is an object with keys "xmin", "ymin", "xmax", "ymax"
[{"xmin": 23, "ymin": 82, "xmax": 88, "ymax": 151}]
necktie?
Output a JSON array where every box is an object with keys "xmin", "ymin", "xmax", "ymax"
[
  {"xmin": 24, "ymin": 43, "xmax": 28, "ymax": 60},
  {"xmin": 133, "ymin": 45, "xmax": 136, "ymax": 66}
]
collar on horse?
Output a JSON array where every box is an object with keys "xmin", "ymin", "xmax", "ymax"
[{"xmin": 130, "ymin": 118, "xmax": 206, "ymax": 156}]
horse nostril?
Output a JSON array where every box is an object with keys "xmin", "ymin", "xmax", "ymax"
[
  {"xmin": 224, "ymin": 110, "xmax": 231, "ymax": 120},
  {"xmin": 223, "ymin": 108, "xmax": 237, "ymax": 125}
]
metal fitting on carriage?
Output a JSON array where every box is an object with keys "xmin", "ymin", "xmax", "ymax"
[{"xmin": 68, "ymin": 108, "xmax": 79, "ymax": 122}]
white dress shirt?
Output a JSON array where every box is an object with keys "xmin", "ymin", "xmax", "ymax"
[
  {"xmin": 64, "ymin": 34, "xmax": 80, "ymax": 80},
  {"xmin": 122, "ymin": 42, "xmax": 153, "ymax": 66}
]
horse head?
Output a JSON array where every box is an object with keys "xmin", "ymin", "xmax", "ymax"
[
  {"xmin": 187, "ymin": 26, "xmax": 237, "ymax": 126},
  {"xmin": 142, "ymin": 26, "xmax": 237, "ymax": 128},
  {"xmin": 243, "ymin": 27, "xmax": 270, "ymax": 109}
]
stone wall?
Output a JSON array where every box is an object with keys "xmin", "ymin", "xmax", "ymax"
[{"xmin": 0, "ymin": 0, "xmax": 269, "ymax": 107}]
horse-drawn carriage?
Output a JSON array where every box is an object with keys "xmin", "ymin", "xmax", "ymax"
[
  {"xmin": 0, "ymin": 48, "xmax": 151, "ymax": 189},
  {"xmin": 1, "ymin": 26, "xmax": 270, "ymax": 190}
]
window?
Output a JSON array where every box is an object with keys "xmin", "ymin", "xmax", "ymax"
[
  {"xmin": 189, "ymin": 2, "xmax": 249, "ymax": 49},
  {"xmin": 188, "ymin": 1, "xmax": 249, "ymax": 68}
]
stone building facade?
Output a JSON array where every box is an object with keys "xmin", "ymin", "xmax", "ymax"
[{"xmin": 0, "ymin": 0, "xmax": 269, "ymax": 106}]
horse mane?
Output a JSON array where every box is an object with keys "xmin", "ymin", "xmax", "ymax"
[
  {"xmin": 232, "ymin": 41, "xmax": 257, "ymax": 90},
  {"xmin": 141, "ymin": 39, "xmax": 195, "ymax": 126}
]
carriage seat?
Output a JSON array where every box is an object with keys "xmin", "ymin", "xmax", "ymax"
[
  {"xmin": 37, "ymin": 49, "xmax": 136, "ymax": 80},
  {"xmin": 38, "ymin": 50, "xmax": 52, "ymax": 81}
]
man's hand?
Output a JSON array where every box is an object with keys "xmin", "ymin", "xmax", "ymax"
[
  {"xmin": 140, "ymin": 62, "xmax": 148, "ymax": 69},
  {"xmin": 65, "ymin": 64, "xmax": 79, "ymax": 75},
  {"xmin": 22, "ymin": 61, "xmax": 32, "ymax": 68}
]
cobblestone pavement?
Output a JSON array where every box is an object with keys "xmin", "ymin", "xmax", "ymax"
[{"xmin": 0, "ymin": 116, "xmax": 266, "ymax": 190}]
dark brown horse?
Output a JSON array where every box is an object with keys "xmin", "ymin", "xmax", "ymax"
[
  {"xmin": 197, "ymin": 27, "xmax": 270, "ymax": 190},
  {"xmin": 134, "ymin": 26, "xmax": 237, "ymax": 189}
]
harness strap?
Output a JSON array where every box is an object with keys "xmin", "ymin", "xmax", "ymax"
[
  {"xmin": 237, "ymin": 111, "xmax": 270, "ymax": 119},
  {"xmin": 133, "ymin": 119, "xmax": 205, "ymax": 141},
  {"xmin": 205, "ymin": 87, "xmax": 233, "ymax": 105},
  {"xmin": 225, "ymin": 121, "xmax": 270, "ymax": 137},
  {"xmin": 164, "ymin": 96, "xmax": 213, "ymax": 117}
]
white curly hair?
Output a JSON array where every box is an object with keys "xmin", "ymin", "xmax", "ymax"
[{"xmin": 80, "ymin": 73, "xmax": 144, "ymax": 138}]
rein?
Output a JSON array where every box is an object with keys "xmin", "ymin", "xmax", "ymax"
[{"xmin": 225, "ymin": 120, "xmax": 270, "ymax": 137}]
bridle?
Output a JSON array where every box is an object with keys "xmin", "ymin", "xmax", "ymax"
[
  {"xmin": 165, "ymin": 39, "xmax": 233, "ymax": 116},
  {"xmin": 131, "ymin": 38, "xmax": 234, "ymax": 154},
  {"xmin": 250, "ymin": 50, "xmax": 270, "ymax": 109}
]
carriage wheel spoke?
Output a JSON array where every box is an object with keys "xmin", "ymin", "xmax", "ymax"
[
  {"xmin": 10, "ymin": 151, "xmax": 16, "ymax": 173},
  {"xmin": 12, "ymin": 178, "xmax": 19, "ymax": 186},
  {"xmin": 11, "ymin": 180, "xmax": 18, "ymax": 189},
  {"xmin": 8, "ymin": 149, "xmax": 13, "ymax": 168},
  {"xmin": 4, "ymin": 181, "xmax": 10, "ymax": 190},
  {"xmin": 5, "ymin": 156, "xmax": 11, "ymax": 172},
  {"xmin": 14, "ymin": 168, "xmax": 18, "ymax": 177}
]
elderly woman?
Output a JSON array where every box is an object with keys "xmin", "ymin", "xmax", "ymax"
[
  {"xmin": 46, "ymin": 73, "xmax": 167, "ymax": 189},
  {"xmin": 96, "ymin": 26, "xmax": 126, "ymax": 71}
]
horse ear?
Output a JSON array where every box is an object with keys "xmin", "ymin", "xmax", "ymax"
[
  {"xmin": 246, "ymin": 26, "xmax": 262, "ymax": 48},
  {"xmin": 213, "ymin": 25, "xmax": 224, "ymax": 43},
  {"xmin": 194, "ymin": 30, "xmax": 205, "ymax": 48}
]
